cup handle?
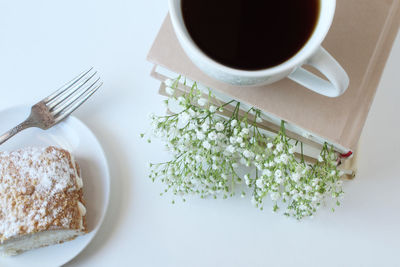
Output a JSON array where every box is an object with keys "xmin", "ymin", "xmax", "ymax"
[{"xmin": 288, "ymin": 47, "xmax": 349, "ymax": 97}]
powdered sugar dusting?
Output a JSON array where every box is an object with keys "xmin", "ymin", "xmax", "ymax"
[{"xmin": 0, "ymin": 147, "xmax": 86, "ymax": 242}]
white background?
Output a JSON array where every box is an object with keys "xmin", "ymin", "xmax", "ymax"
[{"xmin": 0, "ymin": 1, "xmax": 399, "ymax": 266}]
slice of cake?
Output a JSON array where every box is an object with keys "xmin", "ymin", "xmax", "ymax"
[{"xmin": 0, "ymin": 146, "xmax": 87, "ymax": 256}]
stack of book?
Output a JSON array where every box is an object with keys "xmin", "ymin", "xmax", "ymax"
[{"xmin": 147, "ymin": 0, "xmax": 400, "ymax": 178}]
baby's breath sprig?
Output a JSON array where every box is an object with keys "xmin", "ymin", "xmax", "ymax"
[{"xmin": 143, "ymin": 77, "xmax": 345, "ymax": 219}]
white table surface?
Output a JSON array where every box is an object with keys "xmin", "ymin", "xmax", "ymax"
[{"xmin": 0, "ymin": 1, "xmax": 399, "ymax": 266}]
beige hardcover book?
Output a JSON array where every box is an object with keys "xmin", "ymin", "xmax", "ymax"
[
  {"xmin": 147, "ymin": 0, "xmax": 400, "ymax": 153},
  {"xmin": 147, "ymin": 1, "xmax": 400, "ymax": 179}
]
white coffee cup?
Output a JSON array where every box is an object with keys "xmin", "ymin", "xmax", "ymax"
[{"xmin": 168, "ymin": 0, "xmax": 349, "ymax": 97}]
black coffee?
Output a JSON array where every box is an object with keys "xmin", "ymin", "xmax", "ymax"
[{"xmin": 181, "ymin": 0, "xmax": 320, "ymax": 70}]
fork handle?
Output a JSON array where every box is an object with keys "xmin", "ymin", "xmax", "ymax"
[{"xmin": 0, "ymin": 120, "xmax": 34, "ymax": 145}]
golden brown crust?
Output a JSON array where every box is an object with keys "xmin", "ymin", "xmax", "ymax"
[{"xmin": 0, "ymin": 146, "xmax": 87, "ymax": 242}]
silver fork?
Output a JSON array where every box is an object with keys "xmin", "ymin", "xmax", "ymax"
[{"xmin": 0, "ymin": 68, "xmax": 102, "ymax": 145}]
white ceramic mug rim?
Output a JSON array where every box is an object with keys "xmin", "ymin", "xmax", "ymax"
[{"xmin": 168, "ymin": 0, "xmax": 336, "ymax": 78}]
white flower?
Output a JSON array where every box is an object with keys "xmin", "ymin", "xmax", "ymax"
[
  {"xmin": 255, "ymin": 163, "xmax": 262, "ymax": 170},
  {"xmin": 318, "ymin": 155, "xmax": 323, "ymax": 162},
  {"xmin": 262, "ymin": 169, "xmax": 272, "ymax": 177},
  {"xmin": 208, "ymin": 131, "xmax": 217, "ymax": 141},
  {"xmin": 165, "ymin": 86, "xmax": 174, "ymax": 96},
  {"xmin": 241, "ymin": 128, "xmax": 249, "ymax": 135},
  {"xmin": 195, "ymin": 155, "xmax": 202, "ymax": 162},
  {"xmin": 256, "ymin": 179, "xmax": 264, "ymax": 188},
  {"xmin": 178, "ymin": 112, "xmax": 190, "ymax": 126},
  {"xmin": 291, "ymin": 172, "xmax": 301, "ymax": 182},
  {"xmin": 276, "ymin": 143, "xmax": 283, "ymax": 152},
  {"xmin": 236, "ymin": 137, "xmax": 243, "ymax": 143},
  {"xmin": 243, "ymin": 150, "xmax": 253, "ymax": 159},
  {"xmin": 178, "ymin": 96, "xmax": 185, "ymax": 105},
  {"xmin": 280, "ymin": 154, "xmax": 289, "ymax": 164},
  {"xmin": 244, "ymin": 174, "xmax": 251, "ymax": 185},
  {"xmin": 267, "ymin": 142, "xmax": 273, "ymax": 149},
  {"xmin": 188, "ymin": 108, "xmax": 196, "ymax": 117},
  {"xmin": 217, "ymin": 133, "xmax": 225, "ymax": 140},
  {"xmin": 275, "ymin": 177, "xmax": 283, "ymax": 184},
  {"xmin": 212, "ymin": 146, "xmax": 221, "ymax": 153},
  {"xmin": 164, "ymin": 79, "xmax": 174, "ymax": 87},
  {"xmin": 215, "ymin": 122, "xmax": 225, "ymax": 132},
  {"xmin": 221, "ymin": 173, "xmax": 228, "ymax": 180},
  {"xmin": 311, "ymin": 179, "xmax": 319, "ymax": 186},
  {"xmin": 201, "ymin": 122, "xmax": 209, "ymax": 132},
  {"xmin": 288, "ymin": 147, "xmax": 295, "ymax": 154},
  {"xmin": 226, "ymin": 145, "xmax": 235, "ymax": 154},
  {"xmin": 275, "ymin": 169, "xmax": 282, "ymax": 178},
  {"xmin": 299, "ymin": 204, "xmax": 307, "ymax": 211},
  {"xmin": 231, "ymin": 120, "xmax": 238, "ymax": 127},
  {"xmin": 188, "ymin": 122, "xmax": 196, "ymax": 130},
  {"xmin": 168, "ymin": 129, "xmax": 179, "ymax": 139},
  {"xmin": 269, "ymin": 161, "xmax": 275, "ymax": 167},
  {"xmin": 270, "ymin": 192, "xmax": 280, "ymax": 201},
  {"xmin": 229, "ymin": 136, "xmax": 236, "ymax": 144},
  {"xmin": 197, "ymin": 98, "xmax": 207, "ymax": 106},
  {"xmin": 197, "ymin": 131, "xmax": 205, "ymax": 140},
  {"xmin": 256, "ymin": 117, "xmax": 262, "ymax": 123},
  {"xmin": 212, "ymin": 164, "xmax": 218, "ymax": 170},
  {"xmin": 209, "ymin": 105, "xmax": 217, "ymax": 113},
  {"xmin": 202, "ymin": 141, "xmax": 211, "ymax": 150}
]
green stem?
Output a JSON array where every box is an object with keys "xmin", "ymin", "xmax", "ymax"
[
  {"xmin": 221, "ymin": 99, "xmax": 236, "ymax": 108},
  {"xmin": 230, "ymin": 102, "xmax": 241, "ymax": 120}
]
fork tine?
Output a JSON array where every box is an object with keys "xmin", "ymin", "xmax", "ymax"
[
  {"xmin": 44, "ymin": 67, "xmax": 93, "ymax": 103},
  {"xmin": 52, "ymin": 76, "xmax": 101, "ymax": 115},
  {"xmin": 54, "ymin": 81, "xmax": 102, "ymax": 122},
  {"xmin": 46, "ymin": 71, "xmax": 98, "ymax": 110}
]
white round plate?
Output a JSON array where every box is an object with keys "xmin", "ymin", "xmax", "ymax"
[{"xmin": 0, "ymin": 106, "xmax": 110, "ymax": 267}]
